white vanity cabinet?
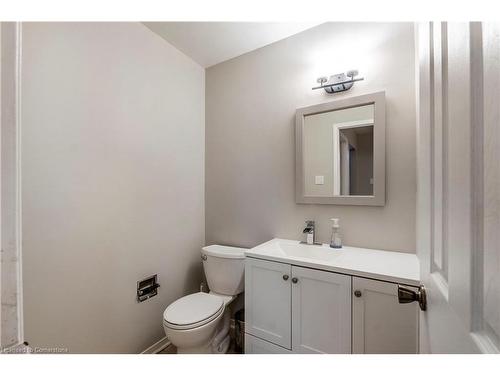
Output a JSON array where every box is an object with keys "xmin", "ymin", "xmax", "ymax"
[
  {"xmin": 245, "ymin": 257, "xmax": 351, "ymax": 353},
  {"xmin": 352, "ymin": 277, "xmax": 419, "ymax": 354},
  {"xmin": 244, "ymin": 241, "xmax": 420, "ymax": 354}
]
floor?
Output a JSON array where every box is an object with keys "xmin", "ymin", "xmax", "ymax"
[
  {"xmin": 158, "ymin": 342, "xmax": 240, "ymax": 354},
  {"xmin": 158, "ymin": 345, "xmax": 177, "ymax": 354}
]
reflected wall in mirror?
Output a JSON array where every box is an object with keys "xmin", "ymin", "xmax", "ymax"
[{"xmin": 296, "ymin": 92, "xmax": 385, "ymax": 206}]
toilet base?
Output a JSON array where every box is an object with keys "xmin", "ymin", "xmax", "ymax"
[
  {"xmin": 177, "ymin": 343, "xmax": 212, "ymax": 354},
  {"xmin": 176, "ymin": 309, "xmax": 231, "ymax": 354},
  {"xmin": 166, "ymin": 307, "xmax": 232, "ymax": 354},
  {"xmin": 175, "ymin": 334, "xmax": 230, "ymax": 354},
  {"xmin": 211, "ymin": 333, "xmax": 231, "ymax": 354}
]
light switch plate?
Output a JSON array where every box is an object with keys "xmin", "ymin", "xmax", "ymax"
[{"xmin": 315, "ymin": 175, "xmax": 324, "ymax": 185}]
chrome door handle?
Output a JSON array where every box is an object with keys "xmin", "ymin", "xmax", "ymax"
[
  {"xmin": 398, "ymin": 284, "xmax": 427, "ymax": 311},
  {"xmin": 354, "ymin": 290, "xmax": 362, "ymax": 298}
]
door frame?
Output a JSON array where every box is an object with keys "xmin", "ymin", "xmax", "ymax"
[
  {"xmin": 0, "ymin": 21, "xmax": 24, "ymax": 349},
  {"xmin": 332, "ymin": 119, "xmax": 373, "ymax": 196}
]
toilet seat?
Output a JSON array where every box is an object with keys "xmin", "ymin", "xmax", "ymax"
[{"xmin": 163, "ymin": 292, "xmax": 224, "ymax": 330}]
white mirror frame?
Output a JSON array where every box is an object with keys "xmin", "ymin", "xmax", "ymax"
[{"xmin": 295, "ymin": 91, "xmax": 386, "ymax": 206}]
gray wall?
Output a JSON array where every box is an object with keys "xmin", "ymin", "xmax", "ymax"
[
  {"xmin": 206, "ymin": 22, "xmax": 416, "ymax": 253},
  {"xmin": 21, "ymin": 23, "xmax": 205, "ymax": 353}
]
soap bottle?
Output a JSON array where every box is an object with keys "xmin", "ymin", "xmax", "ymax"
[
  {"xmin": 306, "ymin": 231, "xmax": 314, "ymax": 245},
  {"xmin": 329, "ymin": 218, "xmax": 342, "ymax": 249}
]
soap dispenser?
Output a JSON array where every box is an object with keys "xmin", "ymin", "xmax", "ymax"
[{"xmin": 329, "ymin": 218, "xmax": 342, "ymax": 249}]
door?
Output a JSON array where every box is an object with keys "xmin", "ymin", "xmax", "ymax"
[
  {"xmin": 416, "ymin": 22, "xmax": 500, "ymax": 353},
  {"xmin": 352, "ymin": 277, "xmax": 418, "ymax": 354},
  {"xmin": 245, "ymin": 334, "xmax": 292, "ymax": 354},
  {"xmin": 245, "ymin": 258, "xmax": 292, "ymax": 349},
  {"xmin": 339, "ymin": 134, "xmax": 350, "ymax": 195},
  {"xmin": 291, "ymin": 266, "xmax": 351, "ymax": 353}
]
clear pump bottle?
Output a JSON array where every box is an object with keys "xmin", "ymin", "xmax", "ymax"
[{"xmin": 329, "ymin": 218, "xmax": 342, "ymax": 249}]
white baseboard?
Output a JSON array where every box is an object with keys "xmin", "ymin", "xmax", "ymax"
[{"xmin": 141, "ymin": 336, "xmax": 171, "ymax": 354}]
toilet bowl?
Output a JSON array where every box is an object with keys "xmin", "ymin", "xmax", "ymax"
[
  {"xmin": 163, "ymin": 292, "xmax": 227, "ymax": 353},
  {"xmin": 163, "ymin": 245, "xmax": 245, "ymax": 354}
]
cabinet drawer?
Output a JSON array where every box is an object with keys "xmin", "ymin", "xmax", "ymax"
[{"xmin": 245, "ymin": 334, "xmax": 292, "ymax": 354}]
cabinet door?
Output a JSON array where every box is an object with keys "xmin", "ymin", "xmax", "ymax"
[
  {"xmin": 245, "ymin": 258, "xmax": 292, "ymax": 349},
  {"xmin": 245, "ymin": 334, "xmax": 292, "ymax": 354},
  {"xmin": 291, "ymin": 266, "xmax": 351, "ymax": 353},
  {"xmin": 352, "ymin": 277, "xmax": 419, "ymax": 353}
]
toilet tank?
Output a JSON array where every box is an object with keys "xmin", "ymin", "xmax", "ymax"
[{"xmin": 201, "ymin": 245, "xmax": 246, "ymax": 296}]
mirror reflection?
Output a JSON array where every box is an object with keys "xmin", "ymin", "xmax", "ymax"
[{"xmin": 303, "ymin": 104, "xmax": 374, "ymax": 197}]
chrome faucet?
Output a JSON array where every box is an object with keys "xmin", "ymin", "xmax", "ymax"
[{"xmin": 302, "ymin": 220, "xmax": 316, "ymax": 244}]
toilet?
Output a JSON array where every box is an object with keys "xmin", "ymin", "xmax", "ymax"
[{"xmin": 163, "ymin": 245, "xmax": 245, "ymax": 354}]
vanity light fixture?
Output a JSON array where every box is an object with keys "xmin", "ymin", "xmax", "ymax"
[{"xmin": 312, "ymin": 70, "xmax": 364, "ymax": 94}]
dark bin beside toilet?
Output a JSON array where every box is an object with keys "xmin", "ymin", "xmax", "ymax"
[{"xmin": 234, "ymin": 309, "xmax": 245, "ymax": 353}]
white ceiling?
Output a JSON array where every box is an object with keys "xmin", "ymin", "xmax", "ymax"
[{"xmin": 143, "ymin": 22, "xmax": 321, "ymax": 68}]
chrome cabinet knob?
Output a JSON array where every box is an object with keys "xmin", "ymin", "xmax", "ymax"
[
  {"xmin": 354, "ymin": 290, "xmax": 362, "ymax": 298},
  {"xmin": 283, "ymin": 275, "xmax": 289, "ymax": 281},
  {"xmin": 292, "ymin": 277, "xmax": 298, "ymax": 284}
]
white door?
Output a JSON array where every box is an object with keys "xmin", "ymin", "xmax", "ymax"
[
  {"xmin": 416, "ymin": 22, "xmax": 500, "ymax": 353},
  {"xmin": 352, "ymin": 277, "xmax": 418, "ymax": 354},
  {"xmin": 245, "ymin": 258, "xmax": 292, "ymax": 349},
  {"xmin": 291, "ymin": 266, "xmax": 351, "ymax": 353}
]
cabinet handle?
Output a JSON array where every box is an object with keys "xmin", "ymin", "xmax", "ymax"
[
  {"xmin": 291, "ymin": 277, "xmax": 298, "ymax": 284},
  {"xmin": 354, "ymin": 290, "xmax": 362, "ymax": 298},
  {"xmin": 283, "ymin": 275, "xmax": 289, "ymax": 281}
]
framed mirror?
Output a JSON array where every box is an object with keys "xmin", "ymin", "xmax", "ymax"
[{"xmin": 295, "ymin": 91, "xmax": 385, "ymax": 206}]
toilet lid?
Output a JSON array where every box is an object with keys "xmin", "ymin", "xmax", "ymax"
[
  {"xmin": 201, "ymin": 245, "xmax": 246, "ymax": 259},
  {"xmin": 163, "ymin": 292, "xmax": 224, "ymax": 328}
]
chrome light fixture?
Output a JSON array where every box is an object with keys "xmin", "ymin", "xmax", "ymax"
[{"xmin": 312, "ymin": 70, "xmax": 364, "ymax": 94}]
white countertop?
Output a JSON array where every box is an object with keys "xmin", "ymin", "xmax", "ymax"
[{"xmin": 245, "ymin": 238, "xmax": 420, "ymax": 286}]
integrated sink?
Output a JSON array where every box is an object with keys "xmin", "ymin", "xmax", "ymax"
[
  {"xmin": 269, "ymin": 241, "xmax": 343, "ymax": 262},
  {"xmin": 245, "ymin": 238, "xmax": 420, "ymax": 286}
]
